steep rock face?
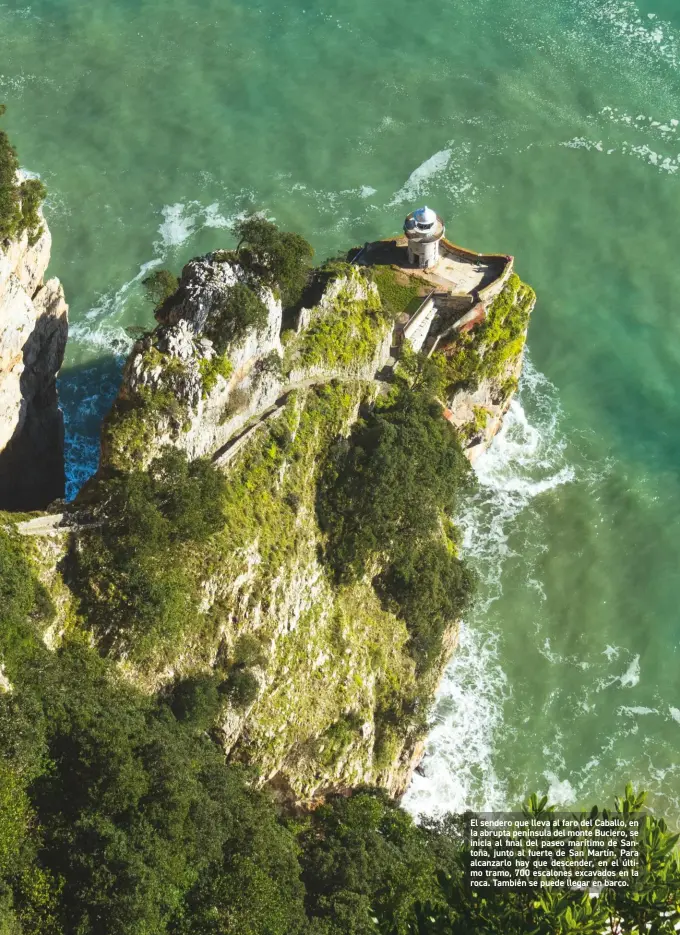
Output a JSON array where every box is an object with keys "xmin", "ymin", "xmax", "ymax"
[
  {"xmin": 95, "ymin": 257, "xmax": 438, "ymax": 803},
  {"xmin": 24, "ymin": 249, "xmax": 533, "ymax": 807},
  {"xmin": 440, "ymin": 272, "xmax": 537, "ymax": 462},
  {"xmin": 0, "ymin": 220, "xmax": 68, "ymax": 509},
  {"xmin": 101, "ymin": 256, "xmax": 390, "ymax": 473}
]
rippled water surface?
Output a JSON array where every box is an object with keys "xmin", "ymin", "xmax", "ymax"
[{"xmin": 3, "ymin": 0, "xmax": 680, "ymax": 818}]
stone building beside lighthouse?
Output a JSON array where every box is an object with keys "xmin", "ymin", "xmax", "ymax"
[{"xmin": 403, "ymin": 206, "xmax": 445, "ymax": 268}]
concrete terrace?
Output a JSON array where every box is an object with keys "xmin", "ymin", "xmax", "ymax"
[{"xmin": 356, "ymin": 236, "xmax": 510, "ymax": 301}]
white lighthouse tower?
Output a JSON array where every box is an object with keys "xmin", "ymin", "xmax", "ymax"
[{"xmin": 403, "ymin": 206, "xmax": 445, "ymax": 269}]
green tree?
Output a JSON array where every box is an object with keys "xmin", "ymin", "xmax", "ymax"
[
  {"xmin": 205, "ymin": 282, "xmax": 269, "ymax": 352},
  {"xmin": 142, "ymin": 269, "xmax": 179, "ymax": 311},
  {"xmin": 317, "ymin": 387, "xmax": 473, "ymax": 582},
  {"xmin": 300, "ymin": 791, "xmax": 446, "ymax": 935},
  {"xmin": 376, "ymin": 542, "xmax": 476, "ymax": 672},
  {"xmin": 169, "ymin": 674, "xmax": 222, "ymax": 731},
  {"xmin": 221, "ymin": 668, "xmax": 260, "ymax": 709},
  {"xmin": 317, "ymin": 385, "xmax": 474, "ymax": 674},
  {"xmin": 0, "ymin": 105, "xmax": 46, "ymax": 245},
  {"xmin": 71, "ymin": 448, "xmax": 226, "ymax": 663},
  {"xmin": 232, "ymin": 216, "xmax": 314, "ymax": 307}
]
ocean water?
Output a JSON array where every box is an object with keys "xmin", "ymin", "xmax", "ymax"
[{"xmin": 3, "ymin": 0, "xmax": 680, "ymax": 819}]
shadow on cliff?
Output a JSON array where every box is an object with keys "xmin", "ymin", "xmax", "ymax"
[
  {"xmin": 0, "ymin": 349, "xmax": 124, "ymax": 513},
  {"xmin": 0, "ymin": 316, "xmax": 67, "ymax": 512}
]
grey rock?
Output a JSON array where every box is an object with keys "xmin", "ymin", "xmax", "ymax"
[{"xmin": 0, "ymin": 222, "xmax": 68, "ymax": 510}]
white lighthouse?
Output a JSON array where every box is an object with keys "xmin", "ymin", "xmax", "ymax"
[{"xmin": 403, "ymin": 206, "xmax": 445, "ymax": 269}]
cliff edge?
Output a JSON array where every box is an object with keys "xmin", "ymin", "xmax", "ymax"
[
  {"xmin": 0, "ymin": 215, "xmax": 68, "ymax": 509},
  {"xmin": 78, "ymin": 236, "xmax": 533, "ymax": 804},
  {"xmin": 6, "ymin": 219, "xmax": 533, "ymax": 807}
]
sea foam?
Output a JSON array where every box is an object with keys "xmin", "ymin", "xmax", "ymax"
[{"xmin": 403, "ymin": 357, "xmax": 576, "ymax": 818}]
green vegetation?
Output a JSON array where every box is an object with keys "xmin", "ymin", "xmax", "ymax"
[
  {"xmin": 4, "ymin": 526, "xmax": 676, "ymax": 935},
  {"xmin": 296, "ymin": 270, "xmax": 388, "ymax": 370},
  {"xmin": 0, "ymin": 526, "xmax": 55, "ymax": 676},
  {"xmin": 460, "ymin": 404, "xmax": 491, "ymax": 443},
  {"xmin": 377, "ymin": 541, "xmax": 475, "ymax": 670},
  {"xmin": 371, "ymin": 265, "xmax": 424, "ymax": 319},
  {"xmin": 221, "ymin": 667, "xmax": 260, "ymax": 709},
  {"xmin": 205, "ymin": 282, "xmax": 269, "ymax": 352},
  {"xmin": 439, "ymin": 273, "xmax": 535, "ymax": 393},
  {"xmin": 0, "ymin": 105, "xmax": 46, "ymax": 245},
  {"xmin": 0, "ymin": 533, "xmax": 308, "ymax": 934},
  {"xmin": 199, "ymin": 353, "xmax": 233, "ymax": 397},
  {"xmin": 233, "ymin": 633, "xmax": 268, "ymax": 668},
  {"xmin": 103, "ymin": 381, "xmax": 190, "ymax": 471},
  {"xmin": 233, "ymin": 216, "xmax": 314, "ymax": 307},
  {"xmin": 71, "ymin": 448, "xmax": 226, "ymax": 665},
  {"xmin": 142, "ymin": 268, "xmax": 179, "ymax": 312},
  {"xmin": 192, "ymin": 382, "xmax": 419, "ymax": 784},
  {"xmin": 317, "ymin": 382, "xmax": 475, "ymax": 673}
]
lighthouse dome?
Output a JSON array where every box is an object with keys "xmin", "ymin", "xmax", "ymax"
[{"xmin": 413, "ymin": 205, "xmax": 437, "ymax": 228}]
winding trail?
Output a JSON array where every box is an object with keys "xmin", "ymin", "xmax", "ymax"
[{"xmin": 15, "ymin": 370, "xmax": 394, "ymax": 537}]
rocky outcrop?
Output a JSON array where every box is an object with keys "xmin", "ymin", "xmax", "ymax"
[
  {"xmin": 17, "ymin": 243, "xmax": 534, "ymax": 808},
  {"xmin": 0, "ymin": 220, "xmax": 68, "ymax": 510},
  {"xmin": 440, "ymin": 272, "xmax": 536, "ymax": 462},
  {"xmin": 101, "ymin": 255, "xmax": 391, "ymax": 474},
  {"xmin": 446, "ymin": 353, "xmax": 524, "ymax": 463}
]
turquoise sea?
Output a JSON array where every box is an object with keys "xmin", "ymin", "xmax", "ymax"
[{"xmin": 3, "ymin": 0, "xmax": 680, "ymax": 820}]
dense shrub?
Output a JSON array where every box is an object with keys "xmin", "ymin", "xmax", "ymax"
[
  {"xmin": 71, "ymin": 448, "xmax": 226, "ymax": 663},
  {"xmin": 169, "ymin": 674, "xmax": 222, "ymax": 730},
  {"xmin": 233, "ymin": 216, "xmax": 314, "ymax": 307},
  {"xmin": 316, "ymin": 382, "xmax": 476, "ymax": 674},
  {"xmin": 205, "ymin": 282, "xmax": 269, "ymax": 352},
  {"xmin": 221, "ymin": 668, "xmax": 260, "ymax": 709},
  {"xmin": 199, "ymin": 352, "xmax": 233, "ymax": 397},
  {"xmin": 0, "ymin": 105, "xmax": 46, "ymax": 245},
  {"xmin": 317, "ymin": 387, "xmax": 473, "ymax": 581},
  {"xmin": 0, "ymin": 528, "xmax": 54, "ymax": 672},
  {"xmin": 233, "ymin": 633, "xmax": 268, "ymax": 668},
  {"xmin": 300, "ymin": 791, "xmax": 443, "ymax": 934},
  {"xmin": 377, "ymin": 542, "xmax": 476, "ymax": 671},
  {"xmin": 220, "ymin": 386, "xmax": 250, "ymax": 422},
  {"xmin": 142, "ymin": 268, "xmax": 179, "ymax": 311},
  {"xmin": 0, "ymin": 639, "xmax": 308, "ymax": 935}
]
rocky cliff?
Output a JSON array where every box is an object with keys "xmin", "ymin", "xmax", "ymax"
[
  {"xmin": 84, "ymin": 252, "xmax": 531, "ymax": 803},
  {"xmin": 0, "ymin": 217, "xmax": 68, "ymax": 509},
  {"xmin": 7, "ymin": 243, "xmax": 533, "ymax": 808}
]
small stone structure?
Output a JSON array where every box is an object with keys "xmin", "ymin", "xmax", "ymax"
[
  {"xmin": 403, "ymin": 206, "xmax": 445, "ymax": 269},
  {"xmin": 358, "ymin": 208, "xmax": 514, "ymax": 358}
]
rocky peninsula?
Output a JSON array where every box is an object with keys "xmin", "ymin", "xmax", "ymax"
[{"xmin": 1, "ymin": 207, "xmax": 534, "ymax": 806}]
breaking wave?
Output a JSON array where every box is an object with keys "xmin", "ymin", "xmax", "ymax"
[{"xmin": 403, "ymin": 357, "xmax": 576, "ymax": 818}]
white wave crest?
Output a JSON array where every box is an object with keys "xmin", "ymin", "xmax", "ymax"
[
  {"xmin": 404, "ymin": 357, "xmax": 576, "ymax": 818},
  {"xmin": 402, "ymin": 622, "xmax": 509, "ymax": 816},
  {"xmin": 618, "ymin": 705, "xmax": 657, "ymax": 717},
  {"xmin": 619, "ymin": 654, "xmax": 641, "ymax": 688},
  {"xmin": 388, "ymin": 148, "xmax": 453, "ymax": 205},
  {"xmin": 543, "ymin": 772, "xmax": 577, "ymax": 806}
]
